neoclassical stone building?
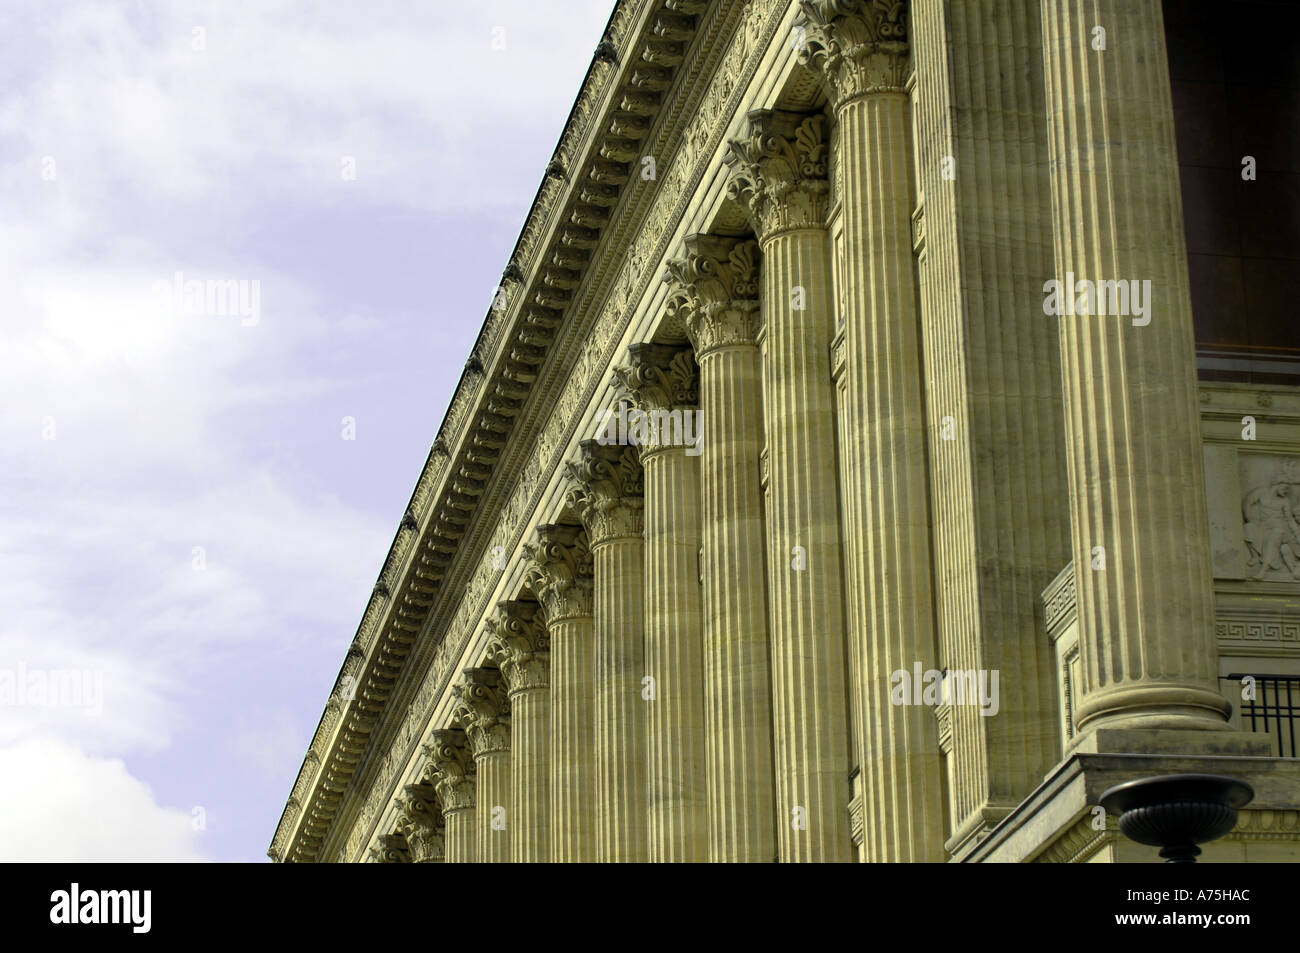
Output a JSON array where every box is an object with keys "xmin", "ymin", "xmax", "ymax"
[{"xmin": 271, "ymin": 0, "xmax": 1300, "ymax": 863}]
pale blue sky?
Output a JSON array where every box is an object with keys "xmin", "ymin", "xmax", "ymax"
[{"xmin": 0, "ymin": 0, "xmax": 615, "ymax": 862}]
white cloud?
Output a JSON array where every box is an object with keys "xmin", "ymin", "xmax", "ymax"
[
  {"xmin": 0, "ymin": 738, "xmax": 209, "ymax": 861},
  {"xmin": 0, "ymin": 0, "xmax": 615, "ymax": 862}
]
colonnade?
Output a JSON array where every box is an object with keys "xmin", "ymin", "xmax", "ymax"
[{"xmin": 389, "ymin": 0, "xmax": 1230, "ymax": 864}]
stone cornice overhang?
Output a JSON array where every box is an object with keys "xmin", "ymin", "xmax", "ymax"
[{"xmin": 270, "ymin": 0, "xmax": 723, "ymax": 863}]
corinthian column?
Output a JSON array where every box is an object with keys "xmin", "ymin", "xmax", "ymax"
[
  {"xmin": 797, "ymin": 0, "xmax": 946, "ymax": 862},
  {"xmin": 566, "ymin": 440, "xmax": 647, "ymax": 862},
  {"xmin": 425, "ymin": 727, "xmax": 475, "ymax": 863},
  {"xmin": 486, "ymin": 599, "xmax": 551, "ymax": 862},
  {"xmin": 399, "ymin": 783, "xmax": 446, "ymax": 863},
  {"xmin": 614, "ymin": 343, "xmax": 707, "ymax": 862},
  {"xmin": 524, "ymin": 523, "xmax": 596, "ymax": 861},
  {"xmin": 453, "ymin": 667, "xmax": 511, "ymax": 863},
  {"xmin": 726, "ymin": 108, "xmax": 852, "ymax": 862},
  {"xmin": 1039, "ymin": 0, "xmax": 1229, "ymax": 732},
  {"xmin": 666, "ymin": 236, "xmax": 776, "ymax": 862}
]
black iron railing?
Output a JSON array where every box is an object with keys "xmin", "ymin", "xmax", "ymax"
[{"xmin": 1227, "ymin": 674, "xmax": 1300, "ymax": 758}]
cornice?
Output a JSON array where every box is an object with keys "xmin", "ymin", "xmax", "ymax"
[
  {"xmin": 270, "ymin": 0, "xmax": 714, "ymax": 863},
  {"xmin": 275, "ymin": 0, "xmax": 792, "ymax": 863}
]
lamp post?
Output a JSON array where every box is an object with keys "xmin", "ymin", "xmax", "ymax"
[{"xmin": 1098, "ymin": 774, "xmax": 1254, "ymax": 863}]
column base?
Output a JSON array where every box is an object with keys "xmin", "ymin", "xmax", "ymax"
[
  {"xmin": 962, "ymin": 729, "xmax": 1296, "ymax": 863},
  {"xmin": 1074, "ymin": 684, "xmax": 1232, "ymax": 735}
]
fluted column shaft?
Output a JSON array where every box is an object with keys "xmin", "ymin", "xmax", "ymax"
[
  {"xmin": 699, "ymin": 343, "xmax": 775, "ymax": 861},
  {"xmin": 488, "ymin": 600, "xmax": 551, "ymax": 862},
  {"xmin": 525, "ymin": 524, "xmax": 595, "ymax": 862},
  {"xmin": 727, "ymin": 108, "xmax": 854, "ymax": 862},
  {"xmin": 592, "ymin": 535, "xmax": 647, "ymax": 861},
  {"xmin": 668, "ymin": 235, "xmax": 776, "ymax": 862},
  {"xmin": 907, "ymin": 0, "xmax": 1074, "ymax": 851},
  {"xmin": 509, "ymin": 684, "xmax": 550, "ymax": 861},
  {"xmin": 799, "ymin": 4, "xmax": 946, "ymax": 862},
  {"xmin": 549, "ymin": 614, "xmax": 596, "ymax": 860},
  {"xmin": 1040, "ymin": 0, "xmax": 1228, "ymax": 732},
  {"xmin": 475, "ymin": 750, "xmax": 510, "ymax": 863},
  {"xmin": 761, "ymin": 226, "xmax": 852, "ymax": 860},
  {"xmin": 615, "ymin": 344, "xmax": 707, "ymax": 862},
  {"xmin": 566, "ymin": 441, "xmax": 647, "ymax": 862},
  {"xmin": 642, "ymin": 443, "xmax": 707, "ymax": 861},
  {"xmin": 444, "ymin": 809, "xmax": 475, "ymax": 863}
]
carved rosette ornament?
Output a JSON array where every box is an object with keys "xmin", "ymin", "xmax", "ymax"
[
  {"xmin": 725, "ymin": 109, "xmax": 830, "ymax": 241},
  {"xmin": 795, "ymin": 0, "xmax": 910, "ymax": 106},
  {"xmin": 664, "ymin": 235, "xmax": 763, "ymax": 358},
  {"xmin": 486, "ymin": 600, "xmax": 551, "ymax": 695},
  {"xmin": 523, "ymin": 523, "xmax": 595, "ymax": 622},
  {"xmin": 564, "ymin": 440, "xmax": 646, "ymax": 545},
  {"xmin": 424, "ymin": 728, "xmax": 475, "ymax": 815},
  {"xmin": 398, "ymin": 783, "xmax": 446, "ymax": 863},
  {"xmin": 452, "ymin": 668, "xmax": 512, "ymax": 758}
]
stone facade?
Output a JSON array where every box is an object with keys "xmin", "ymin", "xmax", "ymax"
[{"xmin": 271, "ymin": 0, "xmax": 1300, "ymax": 863}]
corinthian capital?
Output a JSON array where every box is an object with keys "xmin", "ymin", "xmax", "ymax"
[
  {"xmin": 565, "ymin": 440, "xmax": 645, "ymax": 545},
  {"xmin": 523, "ymin": 523, "xmax": 594, "ymax": 622},
  {"xmin": 726, "ymin": 109, "xmax": 830, "ymax": 241},
  {"xmin": 453, "ymin": 667, "xmax": 511, "ymax": 758},
  {"xmin": 486, "ymin": 600, "xmax": 550, "ymax": 694},
  {"xmin": 424, "ymin": 728, "xmax": 475, "ymax": 814},
  {"xmin": 613, "ymin": 343, "xmax": 699, "ymax": 413},
  {"xmin": 398, "ymin": 783, "xmax": 446, "ymax": 863},
  {"xmin": 369, "ymin": 833, "xmax": 409, "ymax": 863},
  {"xmin": 795, "ymin": 0, "xmax": 910, "ymax": 106},
  {"xmin": 664, "ymin": 235, "xmax": 762, "ymax": 357}
]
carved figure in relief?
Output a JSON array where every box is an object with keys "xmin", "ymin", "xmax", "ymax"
[{"xmin": 1243, "ymin": 482, "xmax": 1300, "ymax": 579}]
